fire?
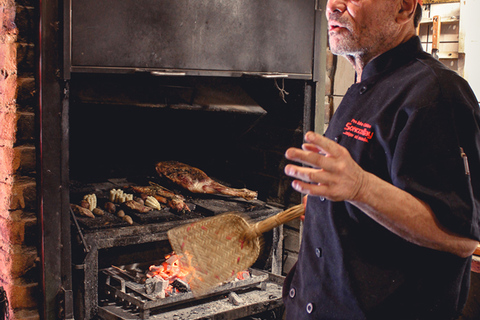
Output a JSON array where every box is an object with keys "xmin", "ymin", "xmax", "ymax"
[
  {"xmin": 236, "ymin": 270, "xmax": 250, "ymax": 280},
  {"xmin": 147, "ymin": 253, "xmax": 195, "ymax": 292},
  {"xmin": 146, "ymin": 252, "xmax": 250, "ymax": 298}
]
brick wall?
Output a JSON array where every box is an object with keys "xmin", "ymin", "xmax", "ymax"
[
  {"xmin": 0, "ymin": 0, "xmax": 40, "ymax": 319},
  {"xmin": 0, "ymin": 0, "xmax": 17, "ymax": 318}
]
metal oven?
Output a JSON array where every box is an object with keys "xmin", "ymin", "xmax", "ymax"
[{"xmin": 39, "ymin": 0, "xmax": 326, "ymax": 319}]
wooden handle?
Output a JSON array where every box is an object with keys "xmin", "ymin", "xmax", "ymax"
[
  {"xmin": 432, "ymin": 15, "xmax": 441, "ymax": 50},
  {"xmin": 249, "ymin": 204, "xmax": 304, "ymax": 238}
]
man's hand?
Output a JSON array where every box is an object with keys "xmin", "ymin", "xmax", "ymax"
[
  {"xmin": 284, "ymin": 131, "xmax": 367, "ymax": 202},
  {"xmin": 285, "ymin": 132, "xmax": 478, "ymax": 258}
]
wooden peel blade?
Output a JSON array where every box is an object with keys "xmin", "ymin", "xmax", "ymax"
[{"xmin": 167, "ymin": 204, "xmax": 304, "ymax": 296}]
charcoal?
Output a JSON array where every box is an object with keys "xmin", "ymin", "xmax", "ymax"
[
  {"xmin": 145, "ymin": 277, "xmax": 169, "ymax": 298},
  {"xmin": 172, "ymin": 279, "xmax": 190, "ymax": 293},
  {"xmin": 228, "ymin": 292, "xmax": 244, "ymax": 306}
]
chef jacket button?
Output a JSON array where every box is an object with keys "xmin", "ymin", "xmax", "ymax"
[
  {"xmin": 359, "ymin": 86, "xmax": 367, "ymax": 94},
  {"xmin": 334, "ymin": 136, "xmax": 339, "ymax": 142},
  {"xmin": 306, "ymin": 302, "xmax": 315, "ymax": 314},
  {"xmin": 315, "ymin": 247, "xmax": 322, "ymax": 258},
  {"xmin": 320, "ymin": 197, "xmax": 325, "ymax": 202},
  {"xmin": 289, "ymin": 288, "xmax": 296, "ymax": 298}
]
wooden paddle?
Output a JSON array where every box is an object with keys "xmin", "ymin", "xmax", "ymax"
[{"xmin": 167, "ymin": 204, "xmax": 304, "ymax": 296}]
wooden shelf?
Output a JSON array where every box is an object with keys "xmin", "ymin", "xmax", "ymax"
[{"xmin": 420, "ymin": 17, "xmax": 459, "ymax": 24}]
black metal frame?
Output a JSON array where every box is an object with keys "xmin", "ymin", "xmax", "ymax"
[
  {"xmin": 39, "ymin": 0, "xmax": 73, "ymax": 319},
  {"xmin": 63, "ymin": 0, "xmax": 323, "ymax": 81},
  {"xmin": 72, "ymin": 210, "xmax": 281, "ymax": 319},
  {"xmin": 99, "ymin": 268, "xmax": 285, "ymax": 320},
  {"xmin": 38, "ymin": 1, "xmax": 328, "ymax": 319}
]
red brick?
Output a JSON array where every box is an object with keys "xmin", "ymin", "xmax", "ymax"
[
  {"xmin": 0, "ymin": 182, "xmax": 12, "ymax": 220},
  {"xmin": 11, "ymin": 244, "xmax": 37, "ymax": 278},
  {"xmin": 15, "ymin": 112, "xmax": 35, "ymax": 141},
  {"xmin": 2, "ymin": 3, "xmax": 17, "ymax": 34},
  {"xmin": 0, "ymin": 145, "xmax": 15, "ymax": 175},
  {"xmin": 10, "ymin": 279, "xmax": 39, "ymax": 309},
  {"xmin": 13, "ymin": 145, "xmax": 36, "ymax": 173},
  {"xmin": 0, "ymin": 40, "xmax": 16, "ymax": 71},
  {"xmin": 0, "ymin": 110, "xmax": 17, "ymax": 141},
  {"xmin": 0, "ymin": 72, "xmax": 18, "ymax": 106},
  {"xmin": 0, "ymin": 171, "xmax": 13, "ymax": 186},
  {"xmin": 15, "ymin": 77, "xmax": 35, "ymax": 108},
  {"xmin": 0, "ymin": 3, "xmax": 4, "ymax": 23},
  {"xmin": 13, "ymin": 309, "xmax": 40, "ymax": 320},
  {"xmin": 9, "ymin": 211, "xmax": 36, "ymax": 245},
  {"xmin": 10, "ymin": 178, "xmax": 35, "ymax": 210},
  {"xmin": 0, "ymin": 242, "xmax": 12, "ymax": 281},
  {"xmin": 0, "ymin": 30, "xmax": 17, "ymax": 44},
  {"xmin": 17, "ymin": 43, "xmax": 35, "ymax": 75}
]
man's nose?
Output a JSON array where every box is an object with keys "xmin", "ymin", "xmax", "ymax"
[{"xmin": 326, "ymin": 0, "xmax": 347, "ymax": 17}]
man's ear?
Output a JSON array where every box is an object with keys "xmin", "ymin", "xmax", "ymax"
[{"xmin": 397, "ymin": 0, "xmax": 417, "ymax": 24}]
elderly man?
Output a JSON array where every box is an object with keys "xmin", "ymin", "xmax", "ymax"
[{"xmin": 282, "ymin": 0, "xmax": 480, "ymax": 319}]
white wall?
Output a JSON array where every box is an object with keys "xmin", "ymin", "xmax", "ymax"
[{"xmin": 460, "ymin": 0, "xmax": 480, "ymax": 102}]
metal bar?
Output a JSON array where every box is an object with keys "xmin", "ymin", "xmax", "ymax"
[
  {"xmin": 303, "ymin": 81, "xmax": 314, "ymax": 134},
  {"xmin": 103, "ymin": 268, "xmax": 269, "ymax": 310},
  {"xmin": 39, "ymin": 0, "xmax": 73, "ymax": 319},
  {"xmin": 63, "ymin": 0, "xmax": 71, "ymax": 79},
  {"xmin": 150, "ymin": 71, "xmax": 186, "ymax": 77},
  {"xmin": 69, "ymin": 66, "xmax": 314, "ymax": 80},
  {"xmin": 77, "ymin": 243, "xmax": 99, "ymax": 319},
  {"xmin": 62, "ymin": 289, "xmax": 74, "ymax": 320},
  {"xmin": 70, "ymin": 207, "xmax": 90, "ymax": 253},
  {"xmin": 313, "ymin": 0, "xmax": 328, "ymax": 83},
  {"xmin": 313, "ymin": 0, "xmax": 328, "ymax": 134},
  {"xmin": 98, "ymin": 271, "xmax": 285, "ymax": 320},
  {"xmin": 271, "ymin": 225, "xmax": 283, "ymax": 275}
]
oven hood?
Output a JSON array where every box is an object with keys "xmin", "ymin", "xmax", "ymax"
[{"xmin": 65, "ymin": 0, "xmax": 322, "ymax": 81}]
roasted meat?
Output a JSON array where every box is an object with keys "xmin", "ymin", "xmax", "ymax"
[
  {"xmin": 129, "ymin": 184, "xmax": 190, "ymax": 213},
  {"xmin": 155, "ymin": 161, "xmax": 258, "ymax": 201},
  {"xmin": 71, "ymin": 203, "xmax": 95, "ymax": 218},
  {"xmin": 122, "ymin": 200, "xmax": 153, "ymax": 213}
]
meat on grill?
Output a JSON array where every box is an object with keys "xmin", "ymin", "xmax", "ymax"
[
  {"xmin": 155, "ymin": 161, "xmax": 258, "ymax": 201},
  {"xmin": 129, "ymin": 184, "xmax": 191, "ymax": 213}
]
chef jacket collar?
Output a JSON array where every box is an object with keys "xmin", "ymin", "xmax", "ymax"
[{"xmin": 360, "ymin": 36, "xmax": 424, "ymax": 83}]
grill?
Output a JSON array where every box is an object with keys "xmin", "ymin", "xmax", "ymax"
[
  {"xmin": 70, "ymin": 180, "xmax": 284, "ymax": 319},
  {"xmin": 99, "ymin": 265, "xmax": 284, "ymax": 320},
  {"xmin": 39, "ymin": 0, "xmax": 325, "ymax": 319}
]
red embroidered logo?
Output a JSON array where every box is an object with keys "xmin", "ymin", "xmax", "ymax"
[{"xmin": 343, "ymin": 118, "xmax": 374, "ymax": 143}]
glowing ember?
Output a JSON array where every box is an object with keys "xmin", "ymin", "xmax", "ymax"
[
  {"xmin": 236, "ymin": 270, "xmax": 250, "ymax": 280},
  {"xmin": 146, "ymin": 252, "xmax": 197, "ymax": 297},
  {"xmin": 146, "ymin": 252, "xmax": 251, "ymax": 298},
  {"xmin": 148, "ymin": 254, "xmax": 192, "ymax": 286}
]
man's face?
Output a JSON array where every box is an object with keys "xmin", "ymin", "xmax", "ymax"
[{"xmin": 326, "ymin": 0, "xmax": 399, "ymax": 58}]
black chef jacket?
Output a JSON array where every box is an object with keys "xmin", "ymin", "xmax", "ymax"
[{"xmin": 283, "ymin": 36, "xmax": 480, "ymax": 320}]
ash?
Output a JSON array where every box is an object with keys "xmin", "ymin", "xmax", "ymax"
[{"xmin": 147, "ymin": 283, "xmax": 283, "ymax": 320}]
